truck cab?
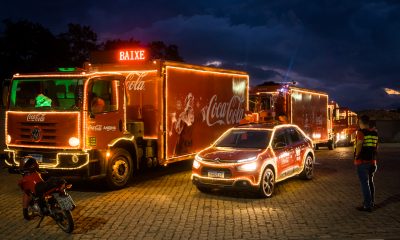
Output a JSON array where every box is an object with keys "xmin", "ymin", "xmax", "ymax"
[{"xmin": 4, "ymin": 70, "xmax": 137, "ymax": 189}]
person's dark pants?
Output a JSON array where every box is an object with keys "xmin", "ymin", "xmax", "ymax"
[{"xmin": 357, "ymin": 163, "xmax": 377, "ymax": 208}]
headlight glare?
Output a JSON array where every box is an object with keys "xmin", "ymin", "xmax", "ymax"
[
  {"xmin": 237, "ymin": 162, "xmax": 257, "ymax": 171},
  {"xmin": 193, "ymin": 160, "xmax": 201, "ymax": 169},
  {"xmin": 69, "ymin": 137, "xmax": 80, "ymax": 147}
]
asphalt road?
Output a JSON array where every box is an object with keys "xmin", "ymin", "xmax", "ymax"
[{"xmin": 1, "ymin": 144, "xmax": 399, "ymax": 239}]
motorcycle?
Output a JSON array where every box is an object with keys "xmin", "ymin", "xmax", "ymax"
[{"xmin": 16, "ymin": 157, "xmax": 76, "ymax": 233}]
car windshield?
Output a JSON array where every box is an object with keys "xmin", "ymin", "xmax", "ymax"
[
  {"xmin": 215, "ymin": 129, "xmax": 272, "ymax": 149},
  {"xmin": 9, "ymin": 78, "xmax": 84, "ymax": 111}
]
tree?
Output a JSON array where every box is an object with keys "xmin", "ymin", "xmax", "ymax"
[
  {"xmin": 147, "ymin": 41, "xmax": 183, "ymax": 62},
  {"xmin": 58, "ymin": 23, "xmax": 99, "ymax": 66},
  {"xmin": 0, "ymin": 19, "xmax": 64, "ymax": 80},
  {"xmin": 101, "ymin": 38, "xmax": 142, "ymax": 51}
]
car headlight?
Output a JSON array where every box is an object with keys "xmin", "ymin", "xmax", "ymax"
[
  {"xmin": 68, "ymin": 137, "xmax": 80, "ymax": 147},
  {"xmin": 195, "ymin": 154, "xmax": 203, "ymax": 162},
  {"xmin": 237, "ymin": 156, "xmax": 257, "ymax": 163},
  {"xmin": 237, "ymin": 162, "xmax": 257, "ymax": 171},
  {"xmin": 193, "ymin": 160, "xmax": 201, "ymax": 169}
]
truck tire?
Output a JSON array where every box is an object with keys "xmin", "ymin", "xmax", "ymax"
[{"xmin": 106, "ymin": 148, "xmax": 132, "ymax": 189}]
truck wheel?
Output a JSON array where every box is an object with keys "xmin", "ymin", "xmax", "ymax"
[
  {"xmin": 106, "ymin": 148, "xmax": 132, "ymax": 189},
  {"xmin": 300, "ymin": 155, "xmax": 314, "ymax": 180},
  {"xmin": 258, "ymin": 167, "xmax": 275, "ymax": 198}
]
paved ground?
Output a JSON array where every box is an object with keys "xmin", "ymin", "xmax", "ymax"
[{"xmin": 1, "ymin": 144, "xmax": 399, "ymax": 240}]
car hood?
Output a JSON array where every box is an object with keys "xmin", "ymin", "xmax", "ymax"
[{"xmin": 199, "ymin": 147, "xmax": 264, "ymax": 162}]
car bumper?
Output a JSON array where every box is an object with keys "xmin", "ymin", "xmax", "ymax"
[{"xmin": 191, "ymin": 174, "xmax": 259, "ymax": 190}]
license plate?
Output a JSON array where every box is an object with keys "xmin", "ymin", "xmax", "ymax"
[
  {"xmin": 55, "ymin": 194, "xmax": 75, "ymax": 211},
  {"xmin": 27, "ymin": 154, "xmax": 43, "ymax": 163},
  {"xmin": 208, "ymin": 170, "xmax": 224, "ymax": 178}
]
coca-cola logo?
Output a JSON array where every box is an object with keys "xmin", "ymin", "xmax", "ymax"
[
  {"xmin": 201, "ymin": 95, "xmax": 245, "ymax": 126},
  {"xmin": 126, "ymin": 72, "xmax": 147, "ymax": 91},
  {"xmin": 27, "ymin": 114, "xmax": 46, "ymax": 122},
  {"xmin": 89, "ymin": 124, "xmax": 117, "ymax": 132},
  {"xmin": 89, "ymin": 125, "xmax": 103, "ymax": 131}
]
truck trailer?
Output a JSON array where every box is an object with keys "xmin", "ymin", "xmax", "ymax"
[
  {"xmin": 249, "ymin": 82, "xmax": 335, "ymax": 150},
  {"xmin": 3, "ymin": 49, "xmax": 249, "ymax": 188}
]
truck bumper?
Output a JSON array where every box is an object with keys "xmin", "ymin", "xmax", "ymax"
[{"xmin": 3, "ymin": 148, "xmax": 105, "ymax": 180}]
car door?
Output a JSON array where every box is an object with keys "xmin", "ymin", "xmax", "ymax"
[
  {"xmin": 286, "ymin": 127, "xmax": 304, "ymax": 173},
  {"xmin": 272, "ymin": 128, "xmax": 292, "ymax": 179}
]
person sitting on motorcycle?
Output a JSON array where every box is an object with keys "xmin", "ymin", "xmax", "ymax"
[{"xmin": 18, "ymin": 156, "xmax": 44, "ymax": 219}]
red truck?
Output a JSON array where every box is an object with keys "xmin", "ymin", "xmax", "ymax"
[
  {"xmin": 330, "ymin": 103, "xmax": 358, "ymax": 146},
  {"xmin": 3, "ymin": 49, "xmax": 249, "ymax": 189},
  {"xmin": 249, "ymin": 82, "xmax": 335, "ymax": 150}
]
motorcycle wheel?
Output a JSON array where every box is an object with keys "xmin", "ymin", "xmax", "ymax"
[
  {"xmin": 53, "ymin": 209, "xmax": 74, "ymax": 233},
  {"xmin": 23, "ymin": 204, "xmax": 35, "ymax": 220}
]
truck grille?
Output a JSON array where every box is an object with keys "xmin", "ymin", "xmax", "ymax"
[{"xmin": 18, "ymin": 122, "xmax": 58, "ymax": 146}]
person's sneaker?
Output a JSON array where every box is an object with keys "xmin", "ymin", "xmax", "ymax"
[{"xmin": 356, "ymin": 206, "xmax": 373, "ymax": 212}]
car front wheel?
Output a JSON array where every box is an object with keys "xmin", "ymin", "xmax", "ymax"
[{"xmin": 258, "ymin": 167, "xmax": 275, "ymax": 198}]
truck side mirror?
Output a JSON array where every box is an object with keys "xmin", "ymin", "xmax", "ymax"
[{"xmin": 89, "ymin": 111, "xmax": 95, "ymax": 119}]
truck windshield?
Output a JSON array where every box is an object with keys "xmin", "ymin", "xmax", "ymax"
[
  {"xmin": 215, "ymin": 129, "xmax": 272, "ymax": 149},
  {"xmin": 9, "ymin": 78, "xmax": 84, "ymax": 111}
]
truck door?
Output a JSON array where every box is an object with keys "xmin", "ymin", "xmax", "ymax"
[{"xmin": 86, "ymin": 77, "xmax": 124, "ymax": 150}]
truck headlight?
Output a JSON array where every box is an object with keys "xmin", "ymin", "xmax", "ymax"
[
  {"xmin": 340, "ymin": 133, "xmax": 346, "ymax": 140},
  {"xmin": 69, "ymin": 137, "xmax": 80, "ymax": 147},
  {"xmin": 237, "ymin": 162, "xmax": 257, "ymax": 171},
  {"xmin": 193, "ymin": 160, "xmax": 201, "ymax": 169}
]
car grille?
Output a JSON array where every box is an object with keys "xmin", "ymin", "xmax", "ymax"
[{"xmin": 197, "ymin": 178, "xmax": 234, "ymax": 186}]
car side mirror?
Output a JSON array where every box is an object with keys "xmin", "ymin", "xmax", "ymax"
[{"xmin": 274, "ymin": 142, "xmax": 286, "ymax": 149}]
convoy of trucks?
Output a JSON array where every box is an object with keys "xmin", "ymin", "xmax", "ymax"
[{"xmin": 2, "ymin": 48, "xmax": 358, "ymax": 188}]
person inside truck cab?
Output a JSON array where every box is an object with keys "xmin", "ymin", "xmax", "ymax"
[{"xmin": 90, "ymin": 95, "xmax": 106, "ymax": 114}]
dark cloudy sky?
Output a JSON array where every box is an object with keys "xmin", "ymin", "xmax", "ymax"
[{"xmin": 1, "ymin": 0, "xmax": 399, "ymax": 110}]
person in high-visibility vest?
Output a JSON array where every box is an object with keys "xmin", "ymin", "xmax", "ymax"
[{"xmin": 354, "ymin": 115, "xmax": 378, "ymax": 212}]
